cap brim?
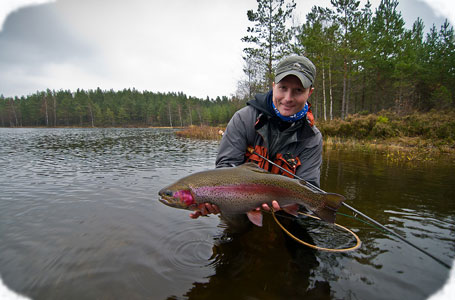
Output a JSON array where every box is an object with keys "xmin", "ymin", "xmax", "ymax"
[{"xmin": 275, "ymin": 71, "xmax": 312, "ymax": 89}]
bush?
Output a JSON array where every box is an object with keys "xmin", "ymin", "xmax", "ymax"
[
  {"xmin": 401, "ymin": 114, "xmax": 430, "ymax": 137},
  {"xmin": 377, "ymin": 116, "xmax": 389, "ymax": 124},
  {"xmin": 317, "ymin": 109, "xmax": 455, "ymax": 142},
  {"xmin": 435, "ymin": 121, "xmax": 455, "ymax": 141},
  {"xmin": 350, "ymin": 115, "xmax": 377, "ymax": 138},
  {"xmin": 371, "ymin": 122, "xmax": 397, "ymax": 138}
]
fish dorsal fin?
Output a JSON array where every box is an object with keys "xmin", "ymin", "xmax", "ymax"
[{"xmin": 238, "ymin": 162, "xmax": 269, "ymax": 173}]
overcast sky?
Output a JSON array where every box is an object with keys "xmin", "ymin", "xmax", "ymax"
[{"xmin": 0, "ymin": 0, "xmax": 453, "ymax": 99}]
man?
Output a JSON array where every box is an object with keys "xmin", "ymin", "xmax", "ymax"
[{"xmin": 190, "ymin": 55, "xmax": 322, "ymax": 222}]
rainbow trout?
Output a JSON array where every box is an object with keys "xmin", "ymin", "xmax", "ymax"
[{"xmin": 158, "ymin": 162, "xmax": 345, "ymax": 226}]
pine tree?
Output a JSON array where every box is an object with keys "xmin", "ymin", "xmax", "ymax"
[
  {"xmin": 242, "ymin": 0, "xmax": 296, "ymax": 89},
  {"xmin": 368, "ymin": 0, "xmax": 405, "ymax": 111},
  {"xmin": 331, "ymin": 0, "xmax": 361, "ymax": 119}
]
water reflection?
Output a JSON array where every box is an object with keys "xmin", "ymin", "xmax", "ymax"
[
  {"xmin": 173, "ymin": 215, "xmax": 327, "ymax": 300},
  {"xmin": 0, "ymin": 128, "xmax": 453, "ymax": 300}
]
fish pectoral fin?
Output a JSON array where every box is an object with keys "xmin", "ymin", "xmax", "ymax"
[
  {"xmin": 246, "ymin": 210, "xmax": 263, "ymax": 227},
  {"xmin": 282, "ymin": 204, "xmax": 299, "ymax": 216}
]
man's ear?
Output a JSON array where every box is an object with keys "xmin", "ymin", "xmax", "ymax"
[{"xmin": 308, "ymin": 87, "xmax": 314, "ymax": 96}]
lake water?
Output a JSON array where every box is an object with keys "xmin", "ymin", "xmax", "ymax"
[{"xmin": 0, "ymin": 128, "xmax": 453, "ymax": 300}]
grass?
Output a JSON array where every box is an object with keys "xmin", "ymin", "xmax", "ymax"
[
  {"xmin": 318, "ymin": 110, "xmax": 455, "ymax": 143},
  {"xmin": 319, "ymin": 110, "xmax": 455, "ymax": 161},
  {"xmin": 323, "ymin": 136, "xmax": 453, "ymax": 162}
]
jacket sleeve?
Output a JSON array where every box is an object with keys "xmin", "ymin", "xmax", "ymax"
[
  {"xmin": 296, "ymin": 132, "xmax": 323, "ymax": 188},
  {"xmin": 215, "ymin": 107, "xmax": 254, "ymax": 168}
]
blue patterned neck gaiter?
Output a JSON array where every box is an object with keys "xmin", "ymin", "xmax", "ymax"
[{"xmin": 271, "ymin": 101, "xmax": 309, "ymax": 122}]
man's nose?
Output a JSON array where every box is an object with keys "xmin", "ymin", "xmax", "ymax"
[{"xmin": 283, "ymin": 90, "xmax": 294, "ymax": 101}]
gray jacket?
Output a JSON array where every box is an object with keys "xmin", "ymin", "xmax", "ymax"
[{"xmin": 215, "ymin": 91, "xmax": 323, "ymax": 187}]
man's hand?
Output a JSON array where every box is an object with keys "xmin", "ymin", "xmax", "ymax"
[
  {"xmin": 189, "ymin": 203, "xmax": 221, "ymax": 219},
  {"xmin": 260, "ymin": 200, "xmax": 281, "ymax": 212},
  {"xmin": 259, "ymin": 200, "xmax": 299, "ymax": 215},
  {"xmin": 189, "ymin": 201, "xmax": 298, "ymax": 219}
]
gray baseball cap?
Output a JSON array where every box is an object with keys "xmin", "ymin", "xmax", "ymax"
[{"xmin": 275, "ymin": 56, "xmax": 316, "ymax": 88}]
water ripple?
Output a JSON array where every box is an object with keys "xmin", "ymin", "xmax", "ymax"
[
  {"xmin": 156, "ymin": 218, "xmax": 219, "ymax": 281},
  {"xmin": 1, "ymin": 128, "xmax": 454, "ymax": 300}
]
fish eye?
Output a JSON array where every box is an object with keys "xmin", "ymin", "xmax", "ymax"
[{"xmin": 165, "ymin": 190, "xmax": 173, "ymax": 196}]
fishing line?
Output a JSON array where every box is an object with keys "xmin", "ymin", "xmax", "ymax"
[
  {"xmin": 266, "ymin": 207, "xmax": 384, "ymax": 233},
  {"xmin": 271, "ymin": 209, "xmax": 361, "ymax": 252},
  {"xmin": 336, "ymin": 212, "xmax": 389, "ymax": 233},
  {"xmin": 247, "ymin": 148, "xmax": 451, "ymax": 269}
]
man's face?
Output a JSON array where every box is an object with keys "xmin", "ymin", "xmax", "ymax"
[{"xmin": 272, "ymin": 75, "xmax": 314, "ymax": 117}]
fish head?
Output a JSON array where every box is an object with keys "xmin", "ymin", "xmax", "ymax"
[{"xmin": 159, "ymin": 186, "xmax": 197, "ymax": 210}]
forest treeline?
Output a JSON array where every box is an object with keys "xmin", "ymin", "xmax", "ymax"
[
  {"xmin": 0, "ymin": 88, "xmax": 244, "ymax": 127},
  {"xmin": 1, "ymin": 0, "xmax": 454, "ymax": 128}
]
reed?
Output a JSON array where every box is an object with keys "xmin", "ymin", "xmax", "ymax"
[{"xmin": 175, "ymin": 125, "xmax": 225, "ymax": 140}]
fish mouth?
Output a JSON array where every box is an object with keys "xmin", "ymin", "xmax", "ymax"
[
  {"xmin": 159, "ymin": 195, "xmax": 189, "ymax": 209},
  {"xmin": 158, "ymin": 188, "xmax": 176, "ymax": 207},
  {"xmin": 158, "ymin": 189, "xmax": 196, "ymax": 210},
  {"xmin": 159, "ymin": 197, "xmax": 170, "ymax": 205},
  {"xmin": 159, "ymin": 196, "xmax": 175, "ymax": 207},
  {"xmin": 159, "ymin": 196, "xmax": 198, "ymax": 211}
]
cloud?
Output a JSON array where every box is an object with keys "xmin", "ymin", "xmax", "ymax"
[
  {"xmin": 421, "ymin": 0, "xmax": 455, "ymax": 25},
  {"xmin": 57, "ymin": 0, "xmax": 251, "ymax": 97},
  {"xmin": 1, "ymin": 4, "xmax": 94, "ymax": 64},
  {"xmin": 0, "ymin": 0, "xmax": 253, "ymax": 98},
  {"xmin": 0, "ymin": 0, "xmax": 56, "ymax": 31},
  {"xmin": 0, "ymin": 1, "xmax": 103, "ymax": 96},
  {"xmin": 0, "ymin": 0, "xmax": 453, "ymax": 99}
]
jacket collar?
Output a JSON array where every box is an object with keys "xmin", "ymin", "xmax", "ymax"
[
  {"xmin": 247, "ymin": 90, "xmax": 275, "ymax": 117},
  {"xmin": 247, "ymin": 90, "xmax": 316, "ymax": 136}
]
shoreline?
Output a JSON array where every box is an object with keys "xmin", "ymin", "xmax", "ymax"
[
  {"xmin": 174, "ymin": 126, "xmax": 455, "ymax": 161},
  {"xmin": 323, "ymin": 136, "xmax": 455, "ymax": 162},
  {"xmin": 0, "ymin": 126, "xmax": 183, "ymax": 129},
  {"xmin": 3, "ymin": 125, "xmax": 454, "ymax": 160}
]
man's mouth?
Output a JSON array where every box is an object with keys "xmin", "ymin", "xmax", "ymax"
[{"xmin": 280, "ymin": 104, "xmax": 295, "ymax": 114}]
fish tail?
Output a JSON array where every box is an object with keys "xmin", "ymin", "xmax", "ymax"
[{"xmin": 313, "ymin": 193, "xmax": 345, "ymax": 223}]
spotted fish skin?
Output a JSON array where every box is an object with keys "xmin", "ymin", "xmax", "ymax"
[{"xmin": 158, "ymin": 162, "xmax": 345, "ymax": 224}]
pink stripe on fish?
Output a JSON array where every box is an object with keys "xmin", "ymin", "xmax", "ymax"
[{"xmin": 193, "ymin": 183, "xmax": 295, "ymax": 198}]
